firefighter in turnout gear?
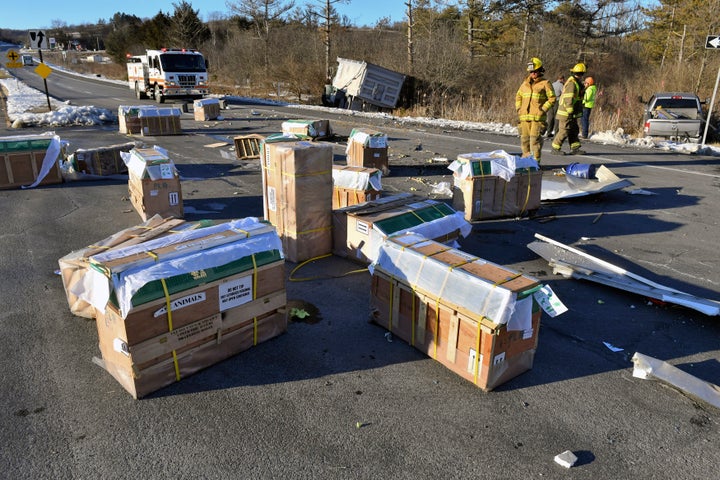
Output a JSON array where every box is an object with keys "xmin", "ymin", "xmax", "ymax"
[
  {"xmin": 515, "ymin": 57, "xmax": 556, "ymax": 163},
  {"xmin": 551, "ymin": 63, "xmax": 586, "ymax": 155}
]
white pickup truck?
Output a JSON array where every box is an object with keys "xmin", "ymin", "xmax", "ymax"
[{"xmin": 642, "ymin": 92, "xmax": 706, "ymax": 143}]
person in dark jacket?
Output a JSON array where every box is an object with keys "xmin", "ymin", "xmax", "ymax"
[{"xmin": 551, "ymin": 63, "xmax": 586, "ymax": 155}]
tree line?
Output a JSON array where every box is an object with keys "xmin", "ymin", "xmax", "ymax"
[{"xmin": 2, "ymin": 0, "xmax": 719, "ymax": 136}]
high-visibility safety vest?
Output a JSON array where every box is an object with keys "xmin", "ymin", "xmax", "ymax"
[
  {"xmin": 557, "ymin": 76, "xmax": 584, "ymax": 119},
  {"xmin": 583, "ymin": 84, "xmax": 597, "ymax": 109},
  {"xmin": 515, "ymin": 75, "xmax": 556, "ymax": 122}
]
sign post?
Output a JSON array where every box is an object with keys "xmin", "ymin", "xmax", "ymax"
[
  {"xmin": 28, "ymin": 30, "xmax": 52, "ymax": 111},
  {"xmin": 703, "ymin": 35, "xmax": 720, "ymax": 147}
]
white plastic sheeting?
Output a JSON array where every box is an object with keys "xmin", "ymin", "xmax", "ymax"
[
  {"xmin": 332, "ymin": 167, "xmax": 382, "ymax": 191},
  {"xmin": 369, "ymin": 232, "xmax": 535, "ymax": 326},
  {"xmin": 449, "ymin": 150, "xmax": 539, "ymax": 182},
  {"xmin": 2, "ymin": 132, "xmax": 65, "ymax": 189},
  {"xmin": 83, "ymin": 217, "xmax": 283, "ymax": 319},
  {"xmin": 120, "ymin": 145, "xmax": 176, "ymax": 180}
]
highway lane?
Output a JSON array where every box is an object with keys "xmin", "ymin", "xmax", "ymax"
[{"xmin": 1, "ymin": 70, "xmax": 718, "ymax": 479}]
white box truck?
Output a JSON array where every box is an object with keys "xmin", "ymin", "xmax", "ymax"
[
  {"xmin": 330, "ymin": 57, "xmax": 406, "ymax": 111},
  {"xmin": 127, "ymin": 48, "xmax": 209, "ymax": 103}
]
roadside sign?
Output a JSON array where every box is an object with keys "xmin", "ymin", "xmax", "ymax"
[
  {"xmin": 35, "ymin": 62, "xmax": 52, "ymax": 79},
  {"xmin": 28, "ymin": 30, "xmax": 48, "ymax": 49},
  {"xmin": 5, "ymin": 49, "xmax": 22, "ymax": 68},
  {"xmin": 707, "ymin": 35, "xmax": 720, "ymax": 49}
]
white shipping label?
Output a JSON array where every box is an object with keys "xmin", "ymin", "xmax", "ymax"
[
  {"xmin": 150, "ymin": 189, "xmax": 159, "ymax": 197},
  {"xmin": 168, "ymin": 192, "xmax": 180, "ymax": 206},
  {"xmin": 113, "ymin": 338, "xmax": 130, "ymax": 357},
  {"xmin": 267, "ymin": 186, "xmax": 277, "ymax": 212},
  {"xmin": 493, "ymin": 352, "xmax": 506, "ymax": 365},
  {"xmin": 219, "ymin": 275, "xmax": 253, "ymax": 312},
  {"xmin": 522, "ymin": 328, "xmax": 534, "ymax": 340},
  {"xmin": 467, "ymin": 348, "xmax": 477, "ymax": 373},
  {"xmin": 533, "ymin": 285, "xmax": 568, "ymax": 317},
  {"xmin": 153, "ymin": 292, "xmax": 206, "ymax": 318},
  {"xmin": 356, "ymin": 220, "xmax": 369, "ymax": 235},
  {"xmin": 159, "ymin": 163, "xmax": 174, "ymax": 179}
]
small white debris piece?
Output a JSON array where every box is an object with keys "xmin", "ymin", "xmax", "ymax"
[
  {"xmin": 554, "ymin": 450, "xmax": 578, "ymax": 468},
  {"xmin": 631, "ymin": 352, "xmax": 720, "ymax": 409},
  {"xmin": 629, "ymin": 188, "xmax": 657, "ymax": 195},
  {"xmin": 603, "ymin": 341, "xmax": 624, "ymax": 352}
]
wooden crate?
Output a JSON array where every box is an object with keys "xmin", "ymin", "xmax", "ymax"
[
  {"xmin": 0, "ymin": 134, "xmax": 63, "ymax": 189},
  {"xmin": 281, "ymin": 119, "xmax": 331, "ymax": 139},
  {"xmin": 125, "ymin": 147, "xmax": 183, "ymax": 221},
  {"xmin": 346, "ymin": 128, "xmax": 388, "ymax": 174},
  {"xmin": 332, "ymin": 165, "xmax": 382, "ymax": 209},
  {"xmin": 450, "ymin": 153, "xmax": 541, "ymax": 221},
  {"xmin": 193, "ymin": 98, "xmax": 221, "ymax": 121},
  {"xmin": 95, "ymin": 261, "xmax": 287, "ymax": 398},
  {"xmin": 262, "ymin": 141, "xmax": 333, "ymax": 263},
  {"xmin": 71, "ymin": 142, "xmax": 135, "ymax": 176},
  {"xmin": 234, "ymin": 134, "xmax": 265, "ymax": 160},
  {"xmin": 137, "ymin": 107, "xmax": 183, "ymax": 136},
  {"xmin": 369, "ymin": 234, "xmax": 542, "ymax": 391},
  {"xmin": 89, "ymin": 220, "xmax": 287, "ymax": 399}
]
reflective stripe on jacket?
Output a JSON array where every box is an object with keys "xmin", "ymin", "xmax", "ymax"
[
  {"xmin": 515, "ymin": 75, "xmax": 556, "ymax": 122},
  {"xmin": 557, "ymin": 76, "xmax": 584, "ymax": 119},
  {"xmin": 583, "ymin": 84, "xmax": 597, "ymax": 108}
]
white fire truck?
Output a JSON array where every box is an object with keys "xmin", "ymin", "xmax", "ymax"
[{"xmin": 127, "ymin": 48, "xmax": 209, "ymax": 103}]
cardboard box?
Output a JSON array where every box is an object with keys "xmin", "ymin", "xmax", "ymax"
[
  {"xmin": 118, "ymin": 106, "xmax": 143, "ymax": 134},
  {"xmin": 0, "ymin": 133, "xmax": 64, "ymax": 189},
  {"xmin": 332, "ymin": 193, "xmax": 471, "ymax": 264},
  {"xmin": 137, "ymin": 107, "xmax": 183, "ymax": 136},
  {"xmin": 123, "ymin": 147, "xmax": 183, "ymax": 221},
  {"xmin": 450, "ymin": 152, "xmax": 541, "ymax": 221},
  {"xmin": 281, "ymin": 119, "xmax": 331, "ymax": 139},
  {"xmin": 262, "ymin": 141, "xmax": 333, "ymax": 263},
  {"xmin": 345, "ymin": 128, "xmax": 389, "ymax": 174},
  {"xmin": 369, "ymin": 233, "xmax": 543, "ymax": 391},
  {"xmin": 70, "ymin": 142, "xmax": 136, "ymax": 176},
  {"xmin": 75, "ymin": 218, "xmax": 286, "ymax": 398},
  {"xmin": 332, "ymin": 165, "xmax": 382, "ymax": 209},
  {"xmin": 193, "ymin": 98, "xmax": 221, "ymax": 121}
]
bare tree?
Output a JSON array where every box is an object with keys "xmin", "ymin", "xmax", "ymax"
[
  {"xmin": 307, "ymin": 0, "xmax": 350, "ymax": 79},
  {"xmin": 226, "ymin": 0, "xmax": 296, "ymax": 74}
]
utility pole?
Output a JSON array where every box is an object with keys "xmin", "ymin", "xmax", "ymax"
[{"xmin": 406, "ymin": 0, "xmax": 414, "ymax": 74}]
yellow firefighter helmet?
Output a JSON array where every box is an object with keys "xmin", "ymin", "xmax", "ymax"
[
  {"xmin": 527, "ymin": 57, "xmax": 543, "ymax": 72},
  {"xmin": 570, "ymin": 63, "xmax": 587, "ymax": 74}
]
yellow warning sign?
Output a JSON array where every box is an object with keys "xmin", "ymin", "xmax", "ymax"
[
  {"xmin": 35, "ymin": 62, "xmax": 52, "ymax": 79},
  {"xmin": 6, "ymin": 49, "xmax": 20, "ymax": 62},
  {"xmin": 6, "ymin": 62, "xmax": 23, "ymax": 68}
]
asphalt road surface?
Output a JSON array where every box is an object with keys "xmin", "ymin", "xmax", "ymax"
[{"xmin": 1, "ymin": 69, "xmax": 718, "ymax": 479}]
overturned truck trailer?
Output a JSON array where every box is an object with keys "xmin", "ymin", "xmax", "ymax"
[{"xmin": 332, "ymin": 57, "xmax": 406, "ymax": 111}]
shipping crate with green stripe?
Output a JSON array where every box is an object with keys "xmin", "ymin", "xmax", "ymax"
[
  {"xmin": 70, "ymin": 217, "xmax": 287, "ymax": 398},
  {"xmin": 369, "ymin": 232, "xmax": 543, "ymax": 391}
]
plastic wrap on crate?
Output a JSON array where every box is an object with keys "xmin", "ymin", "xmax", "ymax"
[
  {"xmin": 136, "ymin": 106, "xmax": 182, "ymax": 118},
  {"xmin": 120, "ymin": 145, "xmax": 177, "ymax": 180},
  {"xmin": 193, "ymin": 98, "xmax": 220, "ymax": 108},
  {"xmin": 82, "ymin": 217, "xmax": 284, "ymax": 319},
  {"xmin": 332, "ymin": 166, "xmax": 382, "ymax": 191},
  {"xmin": 345, "ymin": 129, "xmax": 388, "ymax": 153},
  {"xmin": 369, "ymin": 232, "xmax": 532, "ymax": 326},
  {"xmin": 359, "ymin": 198, "xmax": 472, "ymax": 263},
  {"xmin": 449, "ymin": 150, "xmax": 538, "ymax": 182}
]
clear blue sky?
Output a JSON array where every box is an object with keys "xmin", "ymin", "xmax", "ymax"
[{"xmin": 2, "ymin": 0, "xmax": 407, "ymax": 30}]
